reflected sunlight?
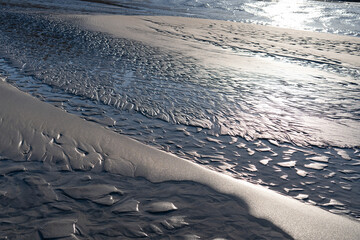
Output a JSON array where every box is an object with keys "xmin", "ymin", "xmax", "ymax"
[{"xmin": 262, "ymin": 0, "xmax": 321, "ymax": 30}]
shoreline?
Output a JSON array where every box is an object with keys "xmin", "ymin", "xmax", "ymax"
[
  {"xmin": 0, "ymin": 80, "xmax": 359, "ymax": 239},
  {"xmin": 66, "ymin": 14, "xmax": 360, "ymax": 149},
  {"xmin": 72, "ymin": 14, "xmax": 360, "ymax": 70},
  {"xmin": 0, "ymin": 10, "xmax": 359, "ymax": 238}
]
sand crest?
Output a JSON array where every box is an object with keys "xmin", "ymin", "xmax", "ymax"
[
  {"xmin": 75, "ymin": 15, "xmax": 360, "ymax": 70},
  {"xmin": 0, "ymin": 79, "xmax": 359, "ymax": 239}
]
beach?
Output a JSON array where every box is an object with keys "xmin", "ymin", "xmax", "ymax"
[
  {"xmin": 0, "ymin": 1, "xmax": 360, "ymax": 239},
  {"xmin": 1, "ymin": 69, "xmax": 359, "ymax": 239}
]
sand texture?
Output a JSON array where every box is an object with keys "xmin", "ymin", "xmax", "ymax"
[
  {"xmin": 0, "ymin": 79, "xmax": 359, "ymax": 239},
  {"xmin": 0, "ymin": 8, "xmax": 360, "ymax": 239},
  {"xmin": 77, "ymin": 15, "xmax": 360, "ymax": 70}
]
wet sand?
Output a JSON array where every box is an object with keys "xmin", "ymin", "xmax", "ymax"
[
  {"xmin": 0, "ymin": 8, "xmax": 360, "ymax": 239},
  {"xmin": 0, "ymin": 158, "xmax": 293, "ymax": 239},
  {"xmin": 0, "ymin": 77, "xmax": 359, "ymax": 239},
  {"xmin": 72, "ymin": 14, "xmax": 360, "ymax": 148},
  {"xmin": 76, "ymin": 15, "xmax": 360, "ymax": 70}
]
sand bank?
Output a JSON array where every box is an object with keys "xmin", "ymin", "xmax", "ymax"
[
  {"xmin": 2, "ymin": 11, "xmax": 359, "ymax": 149},
  {"xmin": 0, "ymin": 79, "xmax": 359, "ymax": 239},
  {"xmin": 55, "ymin": 14, "xmax": 360, "ymax": 150},
  {"xmin": 74, "ymin": 15, "xmax": 360, "ymax": 71}
]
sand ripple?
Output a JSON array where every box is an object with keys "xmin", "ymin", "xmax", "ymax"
[
  {"xmin": 0, "ymin": 159, "xmax": 293, "ymax": 239},
  {"xmin": 0, "ymin": 6, "xmax": 359, "ymax": 238}
]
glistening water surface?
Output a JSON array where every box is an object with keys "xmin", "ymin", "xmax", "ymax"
[
  {"xmin": 2, "ymin": 0, "xmax": 360, "ymax": 36},
  {"xmin": 0, "ymin": 7, "xmax": 359, "ymax": 220}
]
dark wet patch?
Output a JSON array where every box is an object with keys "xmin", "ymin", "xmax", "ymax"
[{"xmin": 0, "ymin": 159, "xmax": 293, "ymax": 239}]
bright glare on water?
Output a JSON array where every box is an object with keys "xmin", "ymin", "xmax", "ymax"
[
  {"xmin": 255, "ymin": 0, "xmax": 322, "ymax": 30},
  {"xmin": 3, "ymin": 0, "xmax": 360, "ymax": 36},
  {"xmin": 100, "ymin": 0, "xmax": 360, "ymax": 37}
]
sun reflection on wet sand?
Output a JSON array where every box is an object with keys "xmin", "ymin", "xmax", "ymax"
[
  {"xmin": 255, "ymin": 0, "xmax": 323, "ymax": 30},
  {"xmin": 0, "ymin": 9, "xmax": 359, "ymax": 238}
]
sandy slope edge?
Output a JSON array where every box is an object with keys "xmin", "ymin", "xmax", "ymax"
[
  {"xmin": 0, "ymin": 82, "xmax": 359, "ymax": 239},
  {"xmin": 73, "ymin": 15, "xmax": 360, "ymax": 70}
]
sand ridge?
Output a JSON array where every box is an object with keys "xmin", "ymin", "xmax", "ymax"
[
  {"xmin": 75, "ymin": 15, "xmax": 360, "ymax": 70},
  {"xmin": 0, "ymin": 80, "xmax": 359, "ymax": 239},
  {"xmin": 1, "ymin": 10, "xmax": 360, "ymax": 239}
]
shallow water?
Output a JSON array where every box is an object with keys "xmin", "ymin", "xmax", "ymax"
[
  {"xmin": 0, "ymin": 1, "xmax": 360, "ymax": 239},
  {"xmin": 0, "ymin": 8, "xmax": 359, "ymax": 219},
  {"xmin": 2, "ymin": 0, "xmax": 360, "ymax": 36},
  {"xmin": 1, "ymin": 11, "xmax": 359, "ymax": 148}
]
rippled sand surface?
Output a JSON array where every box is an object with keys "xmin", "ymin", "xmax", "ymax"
[
  {"xmin": 0, "ymin": 3, "xmax": 360, "ymax": 240},
  {"xmin": 1, "ymin": 80, "xmax": 359, "ymax": 240},
  {"xmin": 0, "ymin": 159, "xmax": 293, "ymax": 239}
]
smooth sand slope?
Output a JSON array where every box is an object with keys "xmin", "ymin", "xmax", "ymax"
[
  {"xmin": 0, "ymin": 79, "xmax": 359, "ymax": 239},
  {"xmin": 75, "ymin": 15, "xmax": 360, "ymax": 71}
]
